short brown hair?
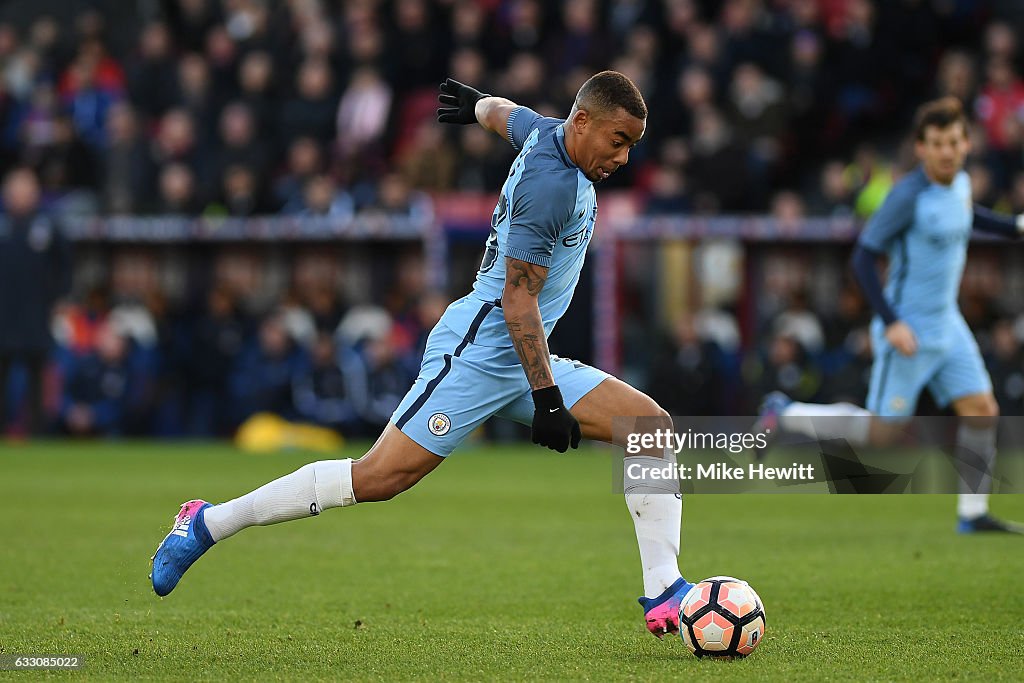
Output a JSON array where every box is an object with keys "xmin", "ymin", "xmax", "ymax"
[
  {"xmin": 913, "ymin": 96, "xmax": 967, "ymax": 140},
  {"xmin": 575, "ymin": 70, "xmax": 647, "ymax": 121}
]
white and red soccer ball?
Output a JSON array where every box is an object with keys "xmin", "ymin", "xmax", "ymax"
[{"xmin": 678, "ymin": 576, "xmax": 766, "ymax": 658}]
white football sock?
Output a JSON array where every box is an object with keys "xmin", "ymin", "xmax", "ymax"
[
  {"xmin": 957, "ymin": 494, "xmax": 989, "ymax": 519},
  {"xmin": 955, "ymin": 424, "xmax": 997, "ymax": 519},
  {"xmin": 624, "ymin": 455, "xmax": 683, "ymax": 599},
  {"xmin": 203, "ymin": 459, "xmax": 356, "ymax": 542},
  {"xmin": 780, "ymin": 402, "xmax": 872, "ymax": 445}
]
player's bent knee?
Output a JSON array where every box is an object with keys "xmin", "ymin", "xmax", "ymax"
[
  {"xmin": 634, "ymin": 398, "xmax": 671, "ymax": 429},
  {"xmin": 955, "ymin": 393, "xmax": 1000, "ymax": 427}
]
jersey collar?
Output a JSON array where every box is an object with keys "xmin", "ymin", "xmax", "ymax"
[{"xmin": 554, "ymin": 125, "xmax": 578, "ymax": 172}]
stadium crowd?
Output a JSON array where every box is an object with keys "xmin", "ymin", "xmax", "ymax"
[
  {"xmin": 3, "ymin": 0, "xmax": 1024, "ymax": 436},
  {"xmin": 0, "ymin": 0, "xmax": 1023, "ymax": 216}
]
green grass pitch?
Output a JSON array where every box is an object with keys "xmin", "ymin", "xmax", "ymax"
[{"xmin": 1, "ymin": 441, "xmax": 1022, "ymax": 681}]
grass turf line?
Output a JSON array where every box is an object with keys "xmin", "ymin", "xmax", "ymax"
[{"xmin": 1, "ymin": 442, "xmax": 1022, "ymax": 681}]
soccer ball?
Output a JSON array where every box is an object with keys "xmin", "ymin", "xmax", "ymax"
[{"xmin": 678, "ymin": 576, "xmax": 766, "ymax": 658}]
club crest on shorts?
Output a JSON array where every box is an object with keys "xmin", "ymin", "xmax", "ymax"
[{"xmin": 428, "ymin": 412, "xmax": 451, "ymax": 436}]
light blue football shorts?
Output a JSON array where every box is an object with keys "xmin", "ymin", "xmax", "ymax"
[
  {"xmin": 392, "ymin": 315, "xmax": 610, "ymax": 457},
  {"xmin": 867, "ymin": 316, "xmax": 992, "ymax": 419}
]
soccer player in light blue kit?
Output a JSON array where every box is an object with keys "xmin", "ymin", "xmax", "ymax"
[
  {"xmin": 151, "ymin": 72, "xmax": 696, "ymax": 638},
  {"xmin": 758, "ymin": 97, "xmax": 1023, "ymax": 533}
]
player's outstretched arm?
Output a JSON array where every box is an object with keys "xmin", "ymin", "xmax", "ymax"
[
  {"xmin": 437, "ymin": 78, "xmax": 517, "ymax": 144},
  {"xmin": 972, "ymin": 205, "xmax": 1024, "ymax": 238},
  {"xmin": 502, "ymin": 257, "xmax": 581, "ymax": 452}
]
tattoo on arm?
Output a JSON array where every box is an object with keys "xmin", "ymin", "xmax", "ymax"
[
  {"xmin": 503, "ymin": 258, "xmax": 553, "ymax": 389},
  {"xmin": 506, "ymin": 258, "xmax": 547, "ymax": 295}
]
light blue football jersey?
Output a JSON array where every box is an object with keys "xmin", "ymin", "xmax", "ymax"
[
  {"xmin": 439, "ymin": 107, "xmax": 598, "ymax": 347},
  {"xmin": 858, "ymin": 166, "xmax": 973, "ymax": 349}
]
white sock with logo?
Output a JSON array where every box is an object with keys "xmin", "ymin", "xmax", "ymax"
[
  {"xmin": 624, "ymin": 455, "xmax": 683, "ymax": 599},
  {"xmin": 202, "ymin": 459, "xmax": 356, "ymax": 542},
  {"xmin": 779, "ymin": 402, "xmax": 872, "ymax": 445}
]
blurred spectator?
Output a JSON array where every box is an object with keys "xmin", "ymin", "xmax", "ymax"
[
  {"xmin": 182, "ymin": 287, "xmax": 247, "ymax": 436},
  {"xmin": 810, "ymin": 160, "xmax": 856, "ymax": 216},
  {"xmin": 57, "ymin": 322, "xmax": 135, "ymax": 436},
  {"xmin": 52, "ymin": 284, "xmax": 110, "ymax": 356},
  {"xmin": 968, "ymin": 161, "xmax": 1002, "ymax": 209},
  {"xmin": 175, "ymin": 52, "xmax": 218, "ymax": 153},
  {"xmin": 274, "ymin": 136, "xmax": 322, "ymax": 208},
  {"xmin": 975, "ymin": 58, "xmax": 1024, "ymax": 153},
  {"xmin": 292, "ymin": 332, "xmax": 360, "ymax": 433},
  {"xmin": 770, "ymin": 190, "xmax": 806, "ymax": 231},
  {"xmin": 450, "ymin": 0, "xmax": 490, "ymax": 50},
  {"xmin": 230, "ymin": 312, "xmax": 308, "ymax": 422},
  {"xmin": 34, "ymin": 114, "xmax": 96, "ymax": 197},
  {"xmin": 335, "ymin": 66, "xmax": 393, "ymax": 168},
  {"xmin": 503, "ymin": 0, "xmax": 546, "ymax": 55},
  {"xmin": 449, "ymin": 47, "xmax": 487, "ymax": 90},
  {"xmin": 306, "ymin": 285, "xmax": 346, "ymax": 334},
  {"xmin": 644, "ymin": 163, "xmax": 689, "ymax": 214},
  {"xmin": 986, "ymin": 318, "xmax": 1024, "ymax": 415},
  {"xmin": 773, "ymin": 290, "xmax": 825, "ymax": 355},
  {"xmin": 0, "ymin": 167, "xmax": 71, "ymax": 435},
  {"xmin": 820, "ymin": 326, "xmax": 872, "ymax": 405},
  {"xmin": 727, "ymin": 62, "xmax": 787, "ymax": 184},
  {"xmin": 127, "ymin": 22, "xmax": 178, "ymax": 121},
  {"xmin": 453, "ymin": 125, "xmax": 509, "ymax": 192},
  {"xmin": 237, "ymin": 50, "xmax": 277, "ymax": 142},
  {"xmin": 786, "ymin": 29, "xmax": 827, "ymax": 151},
  {"xmin": 212, "ymin": 102, "xmax": 269, "ymax": 189},
  {"xmin": 935, "ymin": 50, "xmax": 977, "ymax": 103},
  {"xmin": 101, "ymin": 103, "xmax": 148, "ymax": 214},
  {"xmin": 166, "ymin": 0, "xmax": 220, "ymax": 53},
  {"xmin": 688, "ymin": 106, "xmax": 752, "ymax": 212},
  {"xmin": 359, "ymin": 173, "xmax": 432, "ymax": 221},
  {"xmin": 203, "ymin": 24, "xmax": 238, "ymax": 95},
  {"xmin": 284, "ymin": 174, "xmax": 354, "ymax": 219},
  {"xmin": 546, "ymin": 0, "xmax": 605, "ymax": 77},
  {"xmin": 647, "ymin": 316, "xmax": 721, "ymax": 415},
  {"xmin": 5, "ymin": 45, "xmax": 43, "ymax": 102},
  {"xmin": 155, "ymin": 162, "xmax": 200, "ymax": 214},
  {"xmin": 147, "ymin": 108, "xmax": 202, "ymax": 202},
  {"xmin": 747, "ymin": 332, "xmax": 822, "ymax": 406},
  {"xmin": 822, "ymin": 284, "xmax": 870, "ymax": 351},
  {"xmin": 827, "ymin": 0, "xmax": 889, "ymax": 136},
  {"xmin": 18, "ymin": 83, "xmax": 61, "ymax": 157},
  {"xmin": 208, "ymin": 165, "xmax": 270, "ymax": 217},
  {"xmin": 498, "ymin": 53, "xmax": 547, "ymax": 109},
  {"xmin": 652, "ymin": 65, "xmax": 714, "ymax": 141},
  {"xmin": 281, "ymin": 58, "xmax": 336, "ymax": 146},
  {"xmin": 60, "ymin": 47, "xmax": 123, "ymax": 149},
  {"xmin": 845, "ymin": 144, "xmax": 893, "ymax": 218},
  {"xmin": 398, "ymin": 121, "xmax": 456, "ymax": 192},
  {"xmin": 341, "ymin": 324, "xmax": 413, "ymax": 431},
  {"xmin": 984, "ymin": 21, "xmax": 1018, "ymax": 65},
  {"xmin": 1009, "ymin": 172, "xmax": 1024, "ymax": 213},
  {"xmin": 390, "ymin": 0, "xmax": 445, "ymax": 91}
]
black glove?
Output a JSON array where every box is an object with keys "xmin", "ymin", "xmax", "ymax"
[
  {"xmin": 437, "ymin": 78, "xmax": 489, "ymax": 125},
  {"xmin": 531, "ymin": 385, "xmax": 582, "ymax": 453}
]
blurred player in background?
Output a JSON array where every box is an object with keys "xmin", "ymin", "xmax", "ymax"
[
  {"xmin": 0, "ymin": 167, "xmax": 72, "ymax": 437},
  {"xmin": 152, "ymin": 71, "xmax": 695, "ymax": 639},
  {"xmin": 758, "ymin": 97, "xmax": 1024, "ymax": 534}
]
